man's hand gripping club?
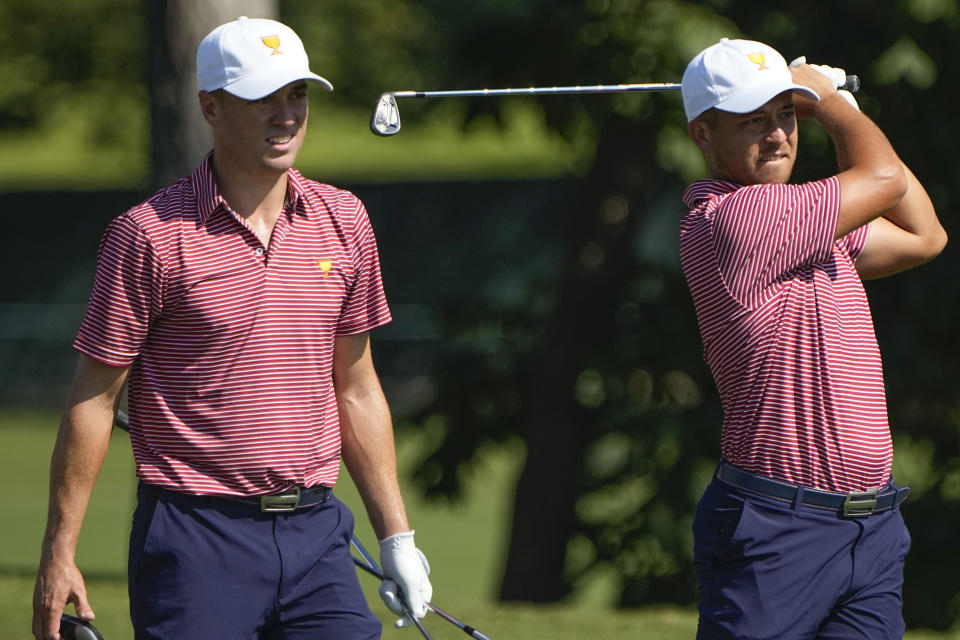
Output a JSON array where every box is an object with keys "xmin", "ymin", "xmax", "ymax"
[
  {"xmin": 790, "ymin": 56, "xmax": 860, "ymax": 111},
  {"xmin": 379, "ymin": 531, "xmax": 433, "ymax": 628}
]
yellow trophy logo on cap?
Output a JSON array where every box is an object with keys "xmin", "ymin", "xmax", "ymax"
[
  {"xmin": 747, "ymin": 53, "xmax": 769, "ymax": 70},
  {"xmin": 261, "ymin": 34, "xmax": 282, "ymax": 55}
]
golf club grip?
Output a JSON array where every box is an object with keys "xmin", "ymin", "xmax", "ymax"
[
  {"xmin": 842, "ymin": 74, "xmax": 860, "ymax": 93},
  {"xmin": 115, "ymin": 410, "xmax": 129, "ymax": 432}
]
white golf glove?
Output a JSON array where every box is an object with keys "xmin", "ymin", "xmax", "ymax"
[
  {"xmin": 790, "ymin": 56, "xmax": 860, "ymax": 111},
  {"xmin": 379, "ymin": 531, "xmax": 433, "ymax": 628}
]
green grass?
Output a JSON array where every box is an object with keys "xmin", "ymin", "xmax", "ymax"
[
  {"xmin": 2, "ymin": 407, "xmax": 959, "ymax": 639},
  {"xmin": 0, "ymin": 100, "xmax": 586, "ymax": 191}
]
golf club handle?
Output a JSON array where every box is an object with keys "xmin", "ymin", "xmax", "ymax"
[
  {"xmin": 843, "ymin": 74, "xmax": 860, "ymax": 93},
  {"xmin": 115, "ymin": 410, "xmax": 129, "ymax": 432}
]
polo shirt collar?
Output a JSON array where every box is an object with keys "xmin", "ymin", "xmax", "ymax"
[
  {"xmin": 682, "ymin": 178, "xmax": 742, "ymax": 209},
  {"xmin": 285, "ymin": 168, "xmax": 309, "ymax": 216},
  {"xmin": 192, "ymin": 152, "xmax": 309, "ymax": 224}
]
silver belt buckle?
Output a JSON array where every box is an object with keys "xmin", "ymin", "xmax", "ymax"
[
  {"xmin": 260, "ymin": 486, "xmax": 301, "ymax": 512},
  {"xmin": 841, "ymin": 489, "xmax": 878, "ymax": 518}
]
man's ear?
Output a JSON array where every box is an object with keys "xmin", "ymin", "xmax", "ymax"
[
  {"xmin": 687, "ymin": 120, "xmax": 712, "ymax": 154},
  {"xmin": 198, "ymin": 91, "xmax": 218, "ymax": 125}
]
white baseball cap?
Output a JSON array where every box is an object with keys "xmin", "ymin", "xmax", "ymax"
[
  {"xmin": 197, "ymin": 16, "xmax": 333, "ymax": 100},
  {"xmin": 681, "ymin": 38, "xmax": 819, "ymax": 122}
]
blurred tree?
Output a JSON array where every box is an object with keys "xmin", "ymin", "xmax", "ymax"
[
  {"xmin": 144, "ymin": 0, "xmax": 277, "ymax": 187},
  {"xmin": 0, "ymin": 1, "xmax": 143, "ymax": 138}
]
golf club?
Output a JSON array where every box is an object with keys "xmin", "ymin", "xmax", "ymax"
[
  {"xmin": 59, "ymin": 614, "xmax": 105, "ymax": 640},
  {"xmin": 369, "ymin": 75, "xmax": 860, "ymax": 136},
  {"xmin": 351, "ymin": 536, "xmax": 495, "ymax": 640}
]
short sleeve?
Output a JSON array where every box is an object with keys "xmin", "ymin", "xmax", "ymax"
[
  {"xmin": 839, "ymin": 223, "xmax": 870, "ymax": 261},
  {"xmin": 73, "ymin": 215, "xmax": 164, "ymax": 366},
  {"xmin": 335, "ymin": 197, "xmax": 392, "ymax": 335},
  {"xmin": 713, "ymin": 177, "xmax": 841, "ymax": 302}
]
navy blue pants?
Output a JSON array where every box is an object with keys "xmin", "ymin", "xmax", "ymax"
[
  {"xmin": 128, "ymin": 483, "xmax": 381, "ymax": 639},
  {"xmin": 693, "ymin": 475, "xmax": 911, "ymax": 639}
]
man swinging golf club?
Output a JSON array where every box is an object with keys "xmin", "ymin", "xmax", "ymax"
[
  {"xmin": 33, "ymin": 16, "xmax": 431, "ymax": 639},
  {"xmin": 679, "ymin": 38, "xmax": 946, "ymax": 638}
]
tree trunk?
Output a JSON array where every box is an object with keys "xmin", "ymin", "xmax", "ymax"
[
  {"xmin": 499, "ymin": 113, "xmax": 664, "ymax": 602},
  {"xmin": 144, "ymin": 0, "xmax": 278, "ymax": 188}
]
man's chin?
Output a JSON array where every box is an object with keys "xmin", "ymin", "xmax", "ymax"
[
  {"xmin": 756, "ymin": 162, "xmax": 794, "ymax": 184},
  {"xmin": 260, "ymin": 155, "xmax": 298, "ymax": 174}
]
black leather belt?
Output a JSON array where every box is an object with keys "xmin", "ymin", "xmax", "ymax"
[
  {"xmin": 223, "ymin": 485, "xmax": 333, "ymax": 513},
  {"xmin": 717, "ymin": 461, "xmax": 909, "ymax": 519}
]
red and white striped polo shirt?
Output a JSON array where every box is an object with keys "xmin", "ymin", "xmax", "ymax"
[
  {"xmin": 74, "ymin": 154, "xmax": 391, "ymax": 496},
  {"xmin": 680, "ymin": 177, "xmax": 891, "ymax": 492}
]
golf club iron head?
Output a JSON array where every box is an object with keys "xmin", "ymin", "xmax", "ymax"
[
  {"xmin": 371, "ymin": 93, "xmax": 402, "ymax": 136},
  {"xmin": 60, "ymin": 614, "xmax": 105, "ymax": 640}
]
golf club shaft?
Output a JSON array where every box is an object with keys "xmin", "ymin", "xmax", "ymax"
[
  {"xmin": 351, "ymin": 537, "xmax": 494, "ymax": 640},
  {"xmin": 387, "ymin": 74, "xmax": 858, "ymax": 98},
  {"xmin": 371, "ymin": 75, "xmax": 860, "ymax": 136},
  {"xmin": 390, "ymin": 82, "xmax": 680, "ymax": 98},
  {"xmin": 351, "ymin": 535, "xmax": 381, "ymax": 572}
]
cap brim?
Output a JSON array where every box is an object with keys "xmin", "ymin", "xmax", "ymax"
[
  {"xmin": 223, "ymin": 69, "xmax": 334, "ymax": 100},
  {"xmin": 716, "ymin": 83, "xmax": 819, "ymax": 114}
]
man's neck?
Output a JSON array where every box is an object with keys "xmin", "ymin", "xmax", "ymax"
[
  {"xmin": 211, "ymin": 156, "xmax": 291, "ymax": 247},
  {"xmin": 212, "ymin": 158, "xmax": 289, "ymax": 220}
]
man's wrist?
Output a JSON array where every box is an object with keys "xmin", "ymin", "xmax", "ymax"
[
  {"xmin": 40, "ymin": 531, "xmax": 79, "ymax": 563},
  {"xmin": 814, "ymin": 92, "xmax": 860, "ymax": 122},
  {"xmin": 379, "ymin": 530, "xmax": 415, "ymax": 548}
]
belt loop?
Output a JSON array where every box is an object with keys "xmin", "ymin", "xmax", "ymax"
[{"xmin": 792, "ymin": 485, "xmax": 805, "ymax": 511}]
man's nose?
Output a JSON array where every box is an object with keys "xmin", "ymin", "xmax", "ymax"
[
  {"xmin": 766, "ymin": 126, "xmax": 787, "ymax": 144},
  {"xmin": 273, "ymin": 101, "xmax": 300, "ymax": 124}
]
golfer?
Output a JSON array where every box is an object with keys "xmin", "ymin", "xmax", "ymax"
[
  {"xmin": 33, "ymin": 17, "xmax": 431, "ymax": 639},
  {"xmin": 680, "ymin": 39, "xmax": 946, "ymax": 638}
]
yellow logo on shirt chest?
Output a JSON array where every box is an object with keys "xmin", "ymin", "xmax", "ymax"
[{"xmin": 316, "ymin": 259, "xmax": 333, "ymax": 278}]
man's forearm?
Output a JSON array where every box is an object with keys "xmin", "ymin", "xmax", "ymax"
[
  {"xmin": 816, "ymin": 93, "xmax": 902, "ymax": 177},
  {"xmin": 816, "ymin": 94, "xmax": 908, "ymax": 238},
  {"xmin": 34, "ymin": 379, "xmax": 120, "ymax": 639},
  {"xmin": 882, "ymin": 164, "xmax": 942, "ymax": 237},
  {"xmin": 40, "ymin": 355, "xmax": 128, "ymax": 562},
  {"xmin": 41, "ymin": 402, "xmax": 115, "ymax": 562},
  {"xmin": 339, "ymin": 387, "xmax": 411, "ymax": 540}
]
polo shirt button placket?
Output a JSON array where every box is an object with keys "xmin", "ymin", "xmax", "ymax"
[{"xmin": 255, "ymin": 247, "xmax": 265, "ymax": 260}]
